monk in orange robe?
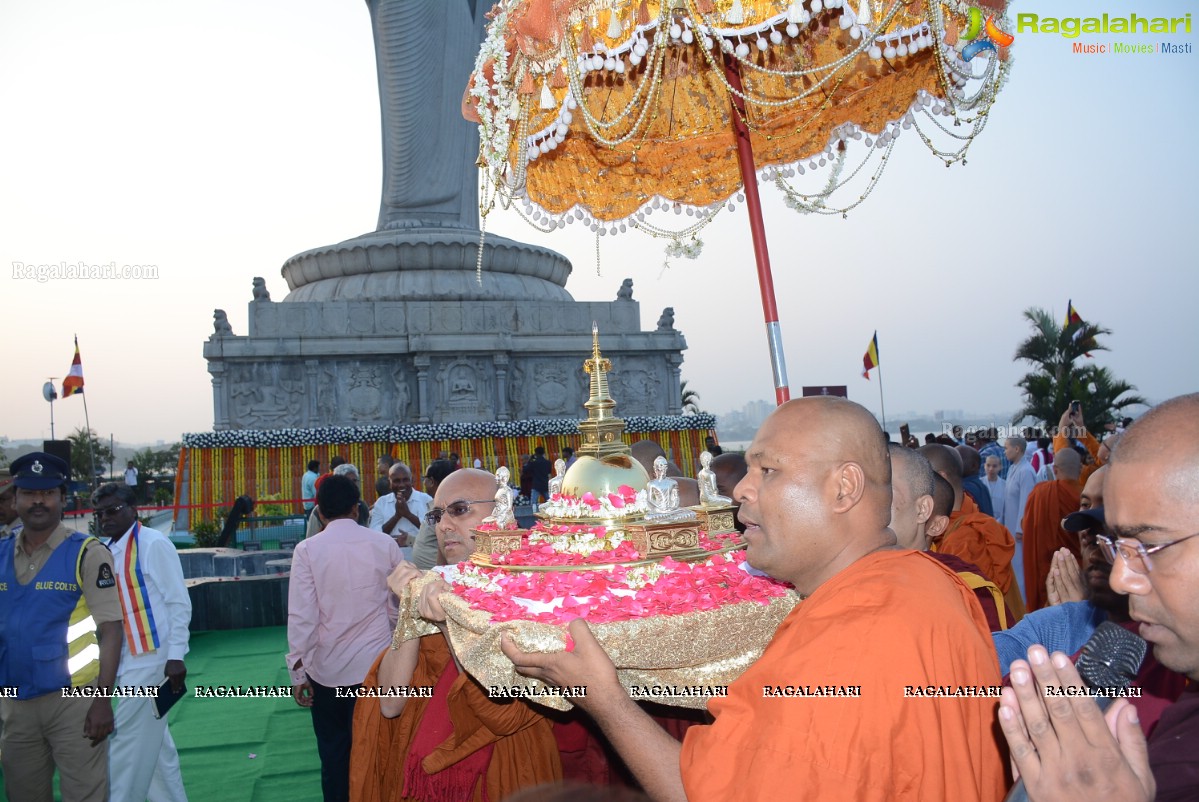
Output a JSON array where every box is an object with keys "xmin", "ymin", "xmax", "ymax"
[
  {"xmin": 504, "ymin": 398, "xmax": 1008, "ymax": 802},
  {"xmin": 920, "ymin": 444, "xmax": 1024, "ymax": 623},
  {"xmin": 1053, "ymin": 405, "xmax": 1102, "ymax": 485},
  {"xmin": 888, "ymin": 445, "xmax": 1012, "ymax": 630},
  {"xmin": 1021, "ymin": 448, "xmax": 1082, "ymax": 612},
  {"xmin": 351, "ymin": 635, "xmax": 561, "ymax": 802},
  {"xmin": 350, "ymin": 469, "xmax": 564, "ymax": 802}
]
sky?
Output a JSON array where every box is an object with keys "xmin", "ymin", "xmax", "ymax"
[{"xmin": 2, "ymin": 0, "xmax": 1196, "ymax": 445}]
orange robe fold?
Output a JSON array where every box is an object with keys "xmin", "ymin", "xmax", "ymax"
[
  {"xmin": 679, "ymin": 550, "xmax": 1008, "ymax": 802},
  {"xmin": 1021, "ymin": 478, "xmax": 1082, "ymax": 613},
  {"xmin": 934, "ymin": 511, "xmax": 1025, "ymax": 623},
  {"xmin": 350, "ymin": 635, "xmax": 561, "ymax": 802},
  {"xmin": 928, "ymin": 551, "xmax": 1013, "ymax": 631}
]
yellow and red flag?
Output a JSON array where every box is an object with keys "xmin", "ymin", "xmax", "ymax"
[
  {"xmin": 1065, "ymin": 300, "xmax": 1083, "ymax": 328},
  {"xmin": 1064, "ymin": 301, "xmax": 1094, "ymax": 357},
  {"xmin": 862, "ymin": 332, "xmax": 879, "ymax": 380},
  {"xmin": 62, "ymin": 336, "xmax": 85, "ymax": 397}
]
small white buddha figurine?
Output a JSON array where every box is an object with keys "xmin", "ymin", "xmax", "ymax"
[
  {"xmin": 646, "ymin": 456, "xmax": 696, "ymax": 522},
  {"xmin": 697, "ymin": 451, "xmax": 733, "ymax": 507},
  {"xmin": 483, "ymin": 466, "xmax": 515, "ymax": 528},
  {"xmin": 548, "ymin": 458, "xmax": 566, "ymax": 498}
]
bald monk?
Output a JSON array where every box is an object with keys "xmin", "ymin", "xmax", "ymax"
[
  {"xmin": 889, "ymin": 445, "xmax": 1012, "ymax": 631},
  {"xmin": 1053, "ymin": 404, "xmax": 1103, "ymax": 486},
  {"xmin": 710, "ymin": 453, "xmax": 747, "ymax": 533},
  {"xmin": 956, "ymin": 445, "xmax": 995, "ymax": 518},
  {"xmin": 920, "ymin": 444, "xmax": 1024, "ymax": 623},
  {"xmin": 350, "ymin": 469, "xmax": 563, "ymax": 802},
  {"xmin": 503, "ymin": 398, "xmax": 1007, "ymax": 802},
  {"xmin": 630, "ymin": 440, "xmax": 702, "ymax": 506},
  {"xmin": 1020, "ymin": 448, "xmax": 1083, "ymax": 612}
]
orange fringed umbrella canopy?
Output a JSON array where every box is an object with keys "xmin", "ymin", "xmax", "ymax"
[{"xmin": 468, "ymin": 0, "xmax": 1011, "ymax": 402}]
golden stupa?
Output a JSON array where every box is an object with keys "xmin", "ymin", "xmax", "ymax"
[{"xmin": 560, "ymin": 324, "xmax": 650, "ymax": 497}]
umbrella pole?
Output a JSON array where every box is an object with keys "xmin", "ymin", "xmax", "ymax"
[{"xmin": 722, "ymin": 55, "xmax": 790, "ymax": 406}]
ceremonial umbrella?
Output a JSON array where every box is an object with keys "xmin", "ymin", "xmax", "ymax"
[{"xmin": 468, "ymin": 0, "xmax": 1012, "ymax": 403}]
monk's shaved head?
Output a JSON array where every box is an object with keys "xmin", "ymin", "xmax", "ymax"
[
  {"xmin": 710, "ymin": 452, "xmax": 748, "ymax": 498},
  {"xmin": 737, "ymin": 396, "xmax": 893, "ymax": 592},
  {"xmin": 919, "ymin": 444, "xmax": 963, "ymax": 491},
  {"xmin": 888, "ymin": 444, "xmax": 935, "ymax": 550},
  {"xmin": 1052, "ymin": 447, "xmax": 1081, "ymax": 481},
  {"xmin": 955, "ymin": 446, "xmax": 981, "ymax": 477},
  {"xmin": 930, "ymin": 474, "xmax": 955, "ymax": 518},
  {"xmin": 889, "ymin": 444, "xmax": 934, "ymax": 499},
  {"xmin": 630, "ymin": 440, "xmax": 666, "ymax": 475},
  {"xmin": 436, "ymin": 468, "xmax": 498, "ymax": 504},
  {"xmin": 753, "ymin": 397, "xmax": 891, "ymax": 487}
]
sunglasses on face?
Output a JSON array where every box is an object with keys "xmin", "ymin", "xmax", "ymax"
[
  {"xmin": 95, "ymin": 504, "xmax": 128, "ymax": 518},
  {"xmin": 424, "ymin": 499, "xmax": 495, "ymax": 526}
]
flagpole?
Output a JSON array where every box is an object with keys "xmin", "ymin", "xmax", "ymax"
[
  {"xmin": 81, "ymin": 390, "xmax": 99, "ymax": 490},
  {"xmin": 70, "ymin": 333, "xmax": 99, "ymax": 490},
  {"xmin": 877, "ymin": 362, "xmax": 888, "ymax": 436}
]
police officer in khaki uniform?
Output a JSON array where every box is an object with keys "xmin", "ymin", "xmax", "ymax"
[{"xmin": 0, "ymin": 452, "xmax": 124, "ymax": 802}]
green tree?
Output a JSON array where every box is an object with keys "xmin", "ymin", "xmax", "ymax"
[
  {"xmin": 67, "ymin": 427, "xmax": 115, "ymax": 485},
  {"xmin": 680, "ymin": 380, "xmax": 703, "ymax": 415},
  {"xmin": 130, "ymin": 443, "xmax": 181, "ymax": 479},
  {"xmin": 1012, "ymin": 307, "xmax": 1145, "ymax": 431}
]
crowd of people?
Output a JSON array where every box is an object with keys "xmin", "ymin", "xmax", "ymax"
[{"xmin": 3, "ymin": 394, "xmax": 1196, "ymax": 801}]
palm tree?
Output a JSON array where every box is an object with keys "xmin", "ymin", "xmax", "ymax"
[
  {"xmin": 1012, "ymin": 307, "xmax": 1145, "ymax": 430},
  {"xmin": 680, "ymin": 380, "xmax": 703, "ymax": 415}
]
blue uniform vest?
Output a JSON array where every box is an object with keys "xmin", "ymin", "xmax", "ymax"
[{"xmin": 0, "ymin": 531, "xmax": 101, "ymax": 700}]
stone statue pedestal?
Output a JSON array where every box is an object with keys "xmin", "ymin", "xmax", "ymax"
[{"xmin": 281, "ymin": 228, "xmax": 574, "ymax": 303}]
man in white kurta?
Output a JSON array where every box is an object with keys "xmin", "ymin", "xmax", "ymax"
[
  {"xmin": 367, "ymin": 462, "xmax": 431, "ymax": 548},
  {"xmin": 93, "ymin": 483, "xmax": 191, "ymax": 802}
]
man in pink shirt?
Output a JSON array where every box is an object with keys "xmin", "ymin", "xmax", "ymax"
[{"xmin": 287, "ymin": 474, "xmax": 402, "ymax": 802}]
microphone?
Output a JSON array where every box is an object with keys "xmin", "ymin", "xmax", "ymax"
[
  {"xmin": 1003, "ymin": 621, "xmax": 1147, "ymax": 801},
  {"xmin": 1075, "ymin": 621, "xmax": 1148, "ymax": 710}
]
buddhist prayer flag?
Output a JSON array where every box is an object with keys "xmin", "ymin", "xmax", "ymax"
[
  {"xmin": 861, "ymin": 332, "xmax": 879, "ymax": 379},
  {"xmin": 1064, "ymin": 300, "xmax": 1083, "ymax": 328},
  {"xmin": 62, "ymin": 336, "xmax": 85, "ymax": 397},
  {"xmin": 1065, "ymin": 301, "xmax": 1094, "ymax": 356}
]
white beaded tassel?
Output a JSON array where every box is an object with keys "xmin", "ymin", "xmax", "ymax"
[
  {"xmin": 540, "ymin": 77, "xmax": 555, "ymax": 110},
  {"xmin": 726, "ymin": 0, "xmax": 745, "ymax": 24},
  {"xmin": 607, "ymin": 8, "xmax": 622, "ymax": 39}
]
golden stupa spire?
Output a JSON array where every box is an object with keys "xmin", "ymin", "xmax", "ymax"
[{"xmin": 577, "ymin": 324, "xmax": 629, "ymax": 459}]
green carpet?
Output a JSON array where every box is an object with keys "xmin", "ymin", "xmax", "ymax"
[{"xmin": 1, "ymin": 627, "xmax": 325, "ymax": 802}]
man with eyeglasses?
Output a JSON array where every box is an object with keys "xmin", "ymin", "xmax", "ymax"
[
  {"xmin": 992, "ymin": 466, "xmax": 1188, "ymax": 719},
  {"xmin": 998, "ymin": 393, "xmax": 1199, "ymax": 802},
  {"xmin": 350, "ymin": 468, "xmax": 566, "ymax": 801},
  {"xmin": 91, "ymin": 482, "xmax": 191, "ymax": 802},
  {"xmin": 0, "ymin": 452, "xmax": 124, "ymax": 802}
]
